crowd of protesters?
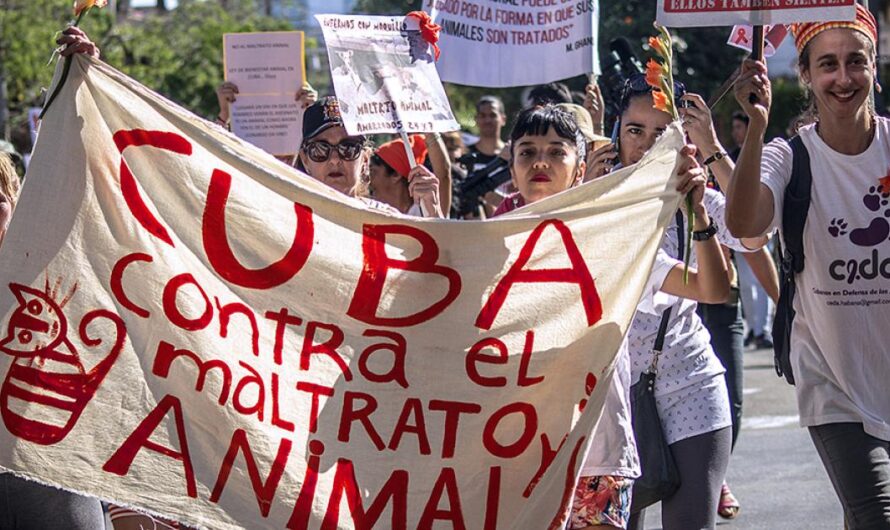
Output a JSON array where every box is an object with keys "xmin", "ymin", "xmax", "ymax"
[{"xmin": 1, "ymin": 5, "xmax": 889, "ymax": 529}]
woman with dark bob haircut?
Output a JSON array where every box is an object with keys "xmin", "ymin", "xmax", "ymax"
[{"xmin": 493, "ymin": 105, "xmax": 731, "ymax": 530}]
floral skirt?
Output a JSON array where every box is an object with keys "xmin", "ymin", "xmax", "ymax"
[{"xmin": 568, "ymin": 475, "xmax": 633, "ymax": 529}]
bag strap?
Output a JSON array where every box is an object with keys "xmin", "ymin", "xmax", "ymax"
[
  {"xmin": 648, "ymin": 210, "xmax": 685, "ymax": 373},
  {"xmin": 782, "ymin": 135, "xmax": 812, "ymax": 275}
]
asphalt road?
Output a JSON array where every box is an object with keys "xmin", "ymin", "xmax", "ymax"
[{"xmin": 642, "ymin": 347, "xmax": 843, "ymax": 530}]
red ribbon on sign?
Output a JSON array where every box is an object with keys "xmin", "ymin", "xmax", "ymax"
[
  {"xmin": 734, "ymin": 28, "xmax": 749, "ymax": 45},
  {"xmin": 406, "ymin": 10, "xmax": 441, "ymax": 61}
]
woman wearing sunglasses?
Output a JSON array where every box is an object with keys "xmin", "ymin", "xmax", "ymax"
[
  {"xmin": 493, "ymin": 104, "xmax": 729, "ymax": 530},
  {"xmin": 586, "ymin": 73, "xmax": 766, "ymax": 530},
  {"xmin": 298, "ymin": 97, "xmax": 446, "ymax": 217}
]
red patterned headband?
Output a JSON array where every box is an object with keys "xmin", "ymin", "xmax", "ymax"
[{"xmin": 791, "ymin": 4, "xmax": 877, "ymax": 54}]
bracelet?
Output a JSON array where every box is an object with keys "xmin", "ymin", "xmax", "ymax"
[
  {"xmin": 702, "ymin": 151, "xmax": 728, "ymax": 166},
  {"xmin": 215, "ymin": 114, "xmax": 229, "ymax": 125},
  {"xmin": 692, "ymin": 218, "xmax": 717, "ymax": 241}
]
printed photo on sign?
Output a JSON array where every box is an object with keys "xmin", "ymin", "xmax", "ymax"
[{"xmin": 317, "ymin": 14, "xmax": 458, "ymax": 136}]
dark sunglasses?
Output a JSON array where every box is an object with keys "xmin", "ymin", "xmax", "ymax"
[{"xmin": 301, "ymin": 139, "xmax": 365, "ymax": 163}]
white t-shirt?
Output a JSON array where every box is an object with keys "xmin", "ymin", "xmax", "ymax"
[
  {"xmin": 628, "ymin": 189, "xmax": 750, "ymax": 397},
  {"xmin": 580, "ymin": 250, "xmax": 675, "ymax": 478},
  {"xmin": 760, "ymin": 118, "xmax": 890, "ymax": 441}
]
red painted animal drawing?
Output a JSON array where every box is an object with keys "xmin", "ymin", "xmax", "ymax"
[{"xmin": 0, "ymin": 279, "xmax": 125, "ymax": 445}]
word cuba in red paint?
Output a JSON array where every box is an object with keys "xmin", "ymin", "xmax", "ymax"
[{"xmin": 112, "ymin": 128, "xmax": 603, "ymax": 330}]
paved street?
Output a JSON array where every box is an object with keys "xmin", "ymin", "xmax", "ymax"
[{"xmin": 643, "ymin": 347, "xmax": 843, "ymax": 529}]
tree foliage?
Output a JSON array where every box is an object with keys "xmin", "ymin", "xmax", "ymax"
[
  {"xmin": 2, "ymin": 0, "xmax": 813, "ymax": 152},
  {"xmin": 1, "ymin": 0, "xmax": 293, "ymax": 151}
]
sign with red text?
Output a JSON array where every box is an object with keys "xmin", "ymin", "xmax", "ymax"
[
  {"xmin": 317, "ymin": 14, "xmax": 458, "ymax": 136},
  {"xmin": 0, "ymin": 55, "xmax": 685, "ymax": 529},
  {"xmin": 657, "ymin": 0, "xmax": 855, "ymax": 28},
  {"xmin": 426, "ymin": 0, "xmax": 600, "ymax": 87}
]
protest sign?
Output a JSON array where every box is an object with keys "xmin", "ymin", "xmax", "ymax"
[
  {"xmin": 726, "ymin": 24, "xmax": 788, "ymax": 57},
  {"xmin": 223, "ymin": 31, "xmax": 306, "ymax": 156},
  {"xmin": 316, "ymin": 14, "xmax": 458, "ymax": 137},
  {"xmin": 657, "ymin": 0, "xmax": 855, "ymax": 28},
  {"xmin": 426, "ymin": 0, "xmax": 600, "ymax": 88},
  {"xmin": 0, "ymin": 54, "xmax": 685, "ymax": 529}
]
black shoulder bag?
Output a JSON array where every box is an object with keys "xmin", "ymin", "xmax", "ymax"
[
  {"xmin": 771, "ymin": 136, "xmax": 812, "ymax": 385},
  {"xmin": 630, "ymin": 211, "xmax": 683, "ymax": 513}
]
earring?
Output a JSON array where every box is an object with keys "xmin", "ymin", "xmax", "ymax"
[{"xmin": 876, "ymin": 81, "xmax": 883, "ymax": 94}]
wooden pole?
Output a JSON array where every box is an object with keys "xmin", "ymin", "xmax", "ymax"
[{"xmin": 748, "ymin": 26, "xmax": 765, "ymax": 104}]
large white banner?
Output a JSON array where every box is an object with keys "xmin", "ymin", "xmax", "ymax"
[
  {"xmin": 426, "ymin": 0, "xmax": 600, "ymax": 88},
  {"xmin": 317, "ymin": 14, "xmax": 459, "ymax": 136},
  {"xmin": 0, "ymin": 55, "xmax": 684, "ymax": 529},
  {"xmin": 657, "ymin": 0, "xmax": 855, "ymax": 28}
]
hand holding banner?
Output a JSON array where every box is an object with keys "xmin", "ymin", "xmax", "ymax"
[{"xmin": 0, "ymin": 52, "xmax": 688, "ymax": 529}]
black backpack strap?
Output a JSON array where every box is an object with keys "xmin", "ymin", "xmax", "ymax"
[
  {"xmin": 783, "ymin": 135, "xmax": 812, "ymax": 274},
  {"xmin": 772, "ymin": 135, "xmax": 812, "ymax": 384}
]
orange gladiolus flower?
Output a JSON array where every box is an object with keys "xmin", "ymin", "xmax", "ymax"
[
  {"xmin": 645, "ymin": 59, "xmax": 663, "ymax": 89},
  {"xmin": 652, "ymin": 90, "xmax": 670, "ymax": 114},
  {"xmin": 649, "ymin": 36, "xmax": 667, "ymax": 58},
  {"xmin": 73, "ymin": 0, "xmax": 107, "ymax": 16}
]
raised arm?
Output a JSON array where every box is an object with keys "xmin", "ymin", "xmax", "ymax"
[
  {"xmin": 681, "ymin": 92, "xmax": 768, "ymax": 249},
  {"xmin": 740, "ymin": 246, "xmax": 780, "ymax": 303},
  {"xmin": 726, "ymin": 59, "xmax": 777, "ymax": 238},
  {"xmin": 660, "ymin": 145, "xmax": 731, "ymax": 304},
  {"xmin": 425, "ymin": 132, "xmax": 452, "ymax": 215}
]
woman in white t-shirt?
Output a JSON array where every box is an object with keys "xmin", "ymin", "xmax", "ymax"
[
  {"xmin": 727, "ymin": 6, "xmax": 890, "ymax": 528},
  {"xmin": 586, "ymin": 73, "xmax": 766, "ymax": 530},
  {"xmin": 496, "ymin": 104, "xmax": 730, "ymax": 530}
]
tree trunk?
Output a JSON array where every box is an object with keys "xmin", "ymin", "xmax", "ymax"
[
  {"xmin": 156, "ymin": 0, "xmax": 167, "ymax": 12},
  {"xmin": 117, "ymin": 0, "xmax": 130, "ymax": 18},
  {"xmin": 264, "ymin": 0, "xmax": 273, "ymax": 16}
]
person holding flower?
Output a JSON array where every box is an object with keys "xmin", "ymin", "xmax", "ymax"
[
  {"xmin": 727, "ymin": 6, "xmax": 890, "ymax": 527},
  {"xmin": 585, "ymin": 28, "xmax": 767, "ymax": 529},
  {"xmin": 494, "ymin": 103, "xmax": 729, "ymax": 530}
]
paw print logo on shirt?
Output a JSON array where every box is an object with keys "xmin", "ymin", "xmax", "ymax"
[{"xmin": 828, "ymin": 173, "xmax": 890, "ymax": 247}]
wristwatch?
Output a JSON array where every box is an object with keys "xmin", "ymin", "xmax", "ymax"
[
  {"xmin": 692, "ymin": 219, "xmax": 717, "ymax": 241},
  {"xmin": 703, "ymin": 151, "xmax": 728, "ymax": 166}
]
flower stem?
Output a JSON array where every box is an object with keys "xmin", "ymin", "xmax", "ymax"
[
  {"xmin": 38, "ymin": 9, "xmax": 87, "ymax": 119},
  {"xmin": 683, "ymin": 195, "xmax": 695, "ymax": 284}
]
